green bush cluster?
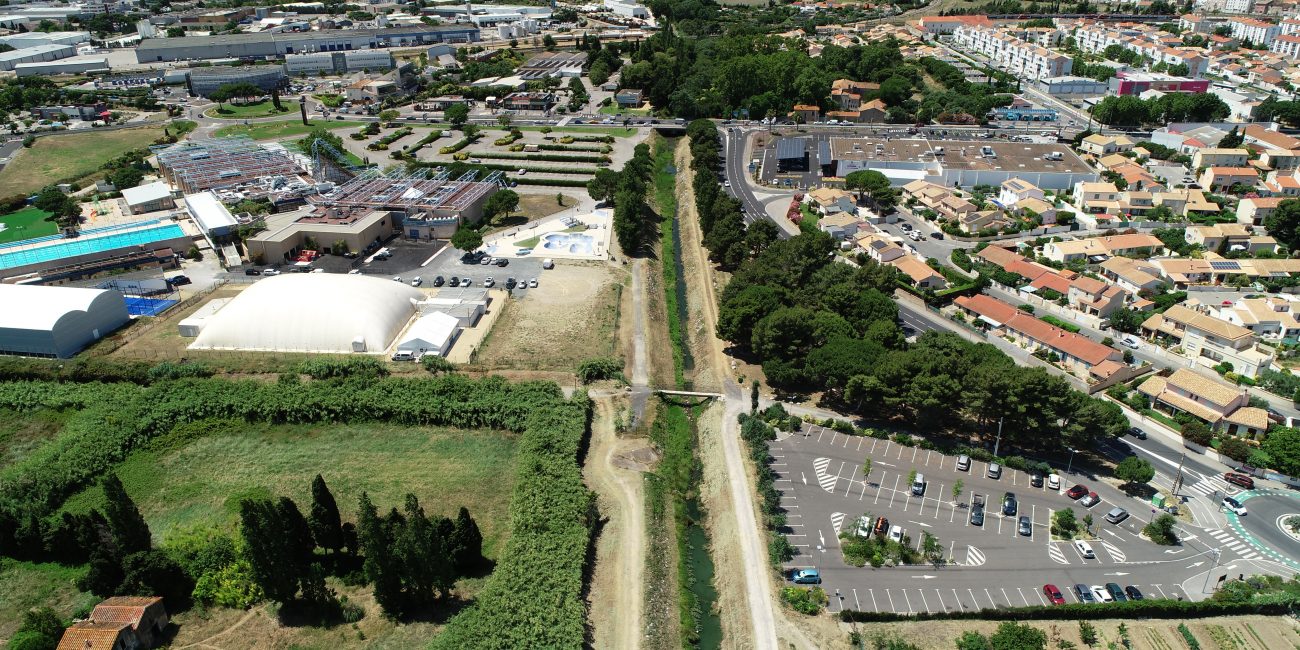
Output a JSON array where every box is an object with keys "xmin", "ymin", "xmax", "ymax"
[
  {"xmin": 780, "ymin": 586, "xmax": 828, "ymax": 615},
  {"xmin": 295, "ymin": 356, "xmax": 389, "ymax": 380},
  {"xmin": 367, "ymin": 127, "xmax": 413, "ymax": 151},
  {"xmin": 739, "ymin": 413, "xmax": 793, "ymax": 564},
  {"xmin": 576, "ymin": 357, "xmax": 624, "ymax": 384},
  {"xmin": 430, "ymin": 395, "xmax": 593, "ymax": 649},
  {"xmin": 475, "ymin": 162, "xmax": 596, "ymax": 175},
  {"xmin": 512, "ymin": 177, "xmax": 590, "ymax": 187},
  {"xmin": 438, "ymin": 133, "xmax": 481, "ymax": 155}
]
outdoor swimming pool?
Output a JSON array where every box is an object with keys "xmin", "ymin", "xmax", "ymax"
[
  {"xmin": 0, "ymin": 222, "xmax": 188, "ymax": 271},
  {"xmin": 540, "ymin": 232, "xmax": 595, "ymax": 256}
]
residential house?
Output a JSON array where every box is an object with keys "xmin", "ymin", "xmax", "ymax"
[
  {"xmin": 1142, "ymin": 303, "xmax": 1275, "ymax": 378},
  {"xmin": 830, "ymin": 78, "xmax": 880, "ymax": 110},
  {"xmin": 1073, "ymin": 181, "xmax": 1121, "ymax": 214},
  {"xmin": 1216, "ymin": 296, "xmax": 1300, "ymax": 339},
  {"xmin": 1043, "ymin": 233, "xmax": 1164, "ymax": 263},
  {"xmin": 1080, "ymin": 134, "xmax": 1135, "ymax": 156},
  {"xmin": 792, "ymin": 104, "xmax": 820, "ymax": 123},
  {"xmin": 1138, "ymin": 368, "xmax": 1269, "ymax": 436},
  {"xmin": 893, "ymin": 256, "xmax": 948, "ymax": 289},
  {"xmin": 953, "ymin": 294, "xmax": 1127, "ymax": 381},
  {"xmin": 1192, "ymin": 147, "xmax": 1250, "ymax": 169},
  {"xmin": 1244, "ymin": 124, "xmax": 1300, "ymax": 151},
  {"xmin": 1099, "ymin": 256, "xmax": 1167, "ymax": 294},
  {"xmin": 1185, "ymin": 223, "xmax": 1278, "ymax": 253},
  {"xmin": 1236, "ymin": 196, "xmax": 1284, "ymax": 225},
  {"xmin": 818, "ymin": 212, "xmax": 865, "ymax": 240},
  {"xmin": 997, "ymin": 178, "xmax": 1044, "ymax": 208},
  {"xmin": 1067, "ymin": 275, "xmax": 1127, "ymax": 317},
  {"xmin": 1153, "ymin": 189, "xmax": 1221, "ymax": 219},
  {"xmin": 807, "ymin": 187, "xmax": 856, "ymax": 215},
  {"xmin": 855, "ymin": 231, "xmax": 905, "ymax": 263},
  {"xmin": 58, "ymin": 597, "xmax": 169, "ymax": 650},
  {"xmin": 1199, "ymin": 166, "xmax": 1259, "ymax": 191}
]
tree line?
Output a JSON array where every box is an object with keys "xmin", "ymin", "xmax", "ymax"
[
  {"xmin": 715, "ymin": 231, "xmax": 1129, "ymax": 452},
  {"xmin": 686, "ymin": 120, "xmax": 779, "ymax": 269},
  {"xmin": 587, "ymin": 142, "xmax": 655, "ymax": 254},
  {"xmin": 1090, "ymin": 93, "xmax": 1229, "ymax": 127}
]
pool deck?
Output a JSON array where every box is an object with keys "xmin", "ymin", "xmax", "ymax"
[{"xmin": 483, "ymin": 208, "xmax": 613, "ymax": 261}]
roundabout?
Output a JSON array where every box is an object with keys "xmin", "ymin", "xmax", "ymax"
[{"xmin": 1224, "ymin": 489, "xmax": 1300, "ymax": 571}]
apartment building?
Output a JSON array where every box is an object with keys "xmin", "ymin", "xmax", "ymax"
[
  {"xmin": 1073, "ymin": 24, "xmax": 1208, "ymax": 77},
  {"xmin": 1228, "ymin": 18, "xmax": 1282, "ymax": 46},
  {"xmin": 1269, "ymin": 32, "xmax": 1300, "ymax": 59},
  {"xmin": 1138, "ymin": 368, "xmax": 1268, "ymax": 436},
  {"xmin": 952, "ymin": 25, "xmax": 1073, "ymax": 79},
  {"xmin": 1142, "ymin": 304, "xmax": 1274, "ymax": 377},
  {"xmin": 1216, "ymin": 296, "xmax": 1300, "ymax": 339},
  {"xmin": 1073, "ymin": 180, "xmax": 1121, "ymax": 213}
]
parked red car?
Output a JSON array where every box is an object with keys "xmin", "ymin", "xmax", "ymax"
[
  {"xmin": 1224, "ymin": 473, "xmax": 1255, "ymax": 490},
  {"xmin": 1043, "ymin": 584, "xmax": 1066, "ymax": 605},
  {"xmin": 1066, "ymin": 484, "xmax": 1089, "ymax": 500}
]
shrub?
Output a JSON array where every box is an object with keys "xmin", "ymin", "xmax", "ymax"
[
  {"xmin": 1181, "ymin": 421, "xmax": 1213, "ymax": 446},
  {"xmin": 1144, "ymin": 513, "xmax": 1179, "ymax": 545},
  {"xmin": 147, "ymin": 361, "xmax": 214, "ymax": 381},
  {"xmin": 781, "ymin": 586, "xmax": 829, "ymax": 615},
  {"xmin": 576, "ymin": 357, "xmax": 624, "ymax": 383},
  {"xmin": 421, "ymin": 355, "xmax": 456, "ymax": 375},
  {"xmin": 839, "ymin": 597, "xmax": 1299, "ymax": 622},
  {"xmin": 295, "ymin": 357, "xmax": 389, "ymax": 380},
  {"xmin": 1218, "ymin": 435, "xmax": 1251, "ymax": 463}
]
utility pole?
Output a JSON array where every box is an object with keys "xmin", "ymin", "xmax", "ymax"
[
  {"xmin": 1202, "ymin": 548, "xmax": 1221, "ymax": 593},
  {"xmin": 993, "ymin": 417, "xmax": 1004, "ymax": 458},
  {"xmin": 1172, "ymin": 450, "xmax": 1187, "ymax": 498}
]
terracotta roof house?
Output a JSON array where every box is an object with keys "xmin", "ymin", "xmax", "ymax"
[
  {"xmin": 1137, "ymin": 368, "xmax": 1268, "ymax": 437},
  {"xmin": 1142, "ymin": 304, "xmax": 1274, "ymax": 378},
  {"xmin": 58, "ymin": 597, "xmax": 169, "ymax": 650},
  {"xmin": 954, "ymin": 294, "xmax": 1125, "ymax": 381}
]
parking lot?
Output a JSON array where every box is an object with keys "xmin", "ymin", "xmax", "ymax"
[{"xmin": 769, "ymin": 423, "xmax": 1250, "ymax": 614}]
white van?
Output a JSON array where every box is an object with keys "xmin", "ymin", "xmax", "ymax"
[
  {"xmin": 391, "ymin": 350, "xmax": 418, "ymax": 362},
  {"xmin": 911, "ymin": 474, "xmax": 926, "ymax": 496}
]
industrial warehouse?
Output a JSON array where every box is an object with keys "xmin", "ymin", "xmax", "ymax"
[
  {"xmin": 0, "ymin": 284, "xmax": 130, "ymax": 358},
  {"xmin": 134, "ymin": 25, "xmax": 481, "ymax": 63}
]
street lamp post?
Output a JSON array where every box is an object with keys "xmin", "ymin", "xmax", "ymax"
[
  {"xmin": 1202, "ymin": 548, "xmax": 1222, "ymax": 593},
  {"xmin": 1066, "ymin": 447, "xmax": 1077, "ymax": 475},
  {"xmin": 993, "ymin": 417, "xmax": 1004, "ymax": 458}
]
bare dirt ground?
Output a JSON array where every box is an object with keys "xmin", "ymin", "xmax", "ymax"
[
  {"xmin": 674, "ymin": 142, "xmax": 723, "ymax": 394},
  {"xmin": 844, "ymin": 615, "xmax": 1300, "ymax": 650},
  {"xmin": 470, "ymin": 261, "xmax": 623, "ymax": 372},
  {"xmin": 585, "ymin": 396, "xmax": 653, "ymax": 650}
]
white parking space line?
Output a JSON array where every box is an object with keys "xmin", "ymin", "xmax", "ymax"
[
  {"xmin": 816, "ymin": 428, "xmax": 826, "ymax": 443},
  {"xmin": 843, "ymin": 435, "xmax": 851, "ymax": 448},
  {"xmin": 1016, "ymin": 588, "xmax": 1030, "ymax": 607},
  {"xmin": 925, "ymin": 450, "xmax": 933, "ymax": 466},
  {"xmin": 952, "ymin": 588, "xmax": 965, "ymax": 611},
  {"xmin": 1153, "ymin": 584, "xmax": 1168, "ymax": 599},
  {"xmin": 949, "ymin": 501, "xmax": 957, "ymax": 523},
  {"xmin": 984, "ymin": 589, "xmax": 997, "ymax": 609},
  {"xmin": 856, "ymin": 437, "xmax": 863, "ymax": 451},
  {"xmin": 853, "ymin": 589, "xmax": 861, "ymax": 611},
  {"xmin": 967, "ymin": 588, "xmax": 977, "ymax": 609},
  {"xmin": 933, "ymin": 485, "xmax": 944, "ymax": 518},
  {"xmin": 869, "ymin": 588, "xmax": 878, "ymax": 612},
  {"xmin": 1012, "ymin": 472, "xmax": 1017, "ymax": 486},
  {"xmin": 874, "ymin": 473, "xmax": 887, "ymax": 504},
  {"xmin": 935, "ymin": 589, "xmax": 947, "ymax": 612},
  {"xmin": 882, "ymin": 440, "xmax": 891, "ymax": 457},
  {"xmin": 843, "ymin": 465, "xmax": 857, "ymax": 497},
  {"xmin": 889, "ymin": 475, "xmax": 900, "ymax": 508},
  {"xmin": 911, "ymin": 447, "xmax": 918, "ymax": 463},
  {"xmin": 896, "ymin": 445, "xmax": 904, "ymax": 460},
  {"xmin": 1033, "ymin": 589, "xmax": 1047, "ymax": 606},
  {"xmin": 1030, "ymin": 505, "xmax": 1036, "ymax": 541},
  {"xmin": 858, "ymin": 481, "xmax": 868, "ymax": 501},
  {"xmin": 903, "ymin": 590, "xmax": 914, "ymax": 614},
  {"xmin": 886, "ymin": 589, "xmax": 896, "ymax": 613},
  {"xmin": 870, "ymin": 438, "xmax": 878, "ymax": 454},
  {"xmin": 919, "ymin": 590, "xmax": 932, "ymax": 613}
]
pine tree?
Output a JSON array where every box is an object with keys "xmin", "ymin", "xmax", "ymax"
[
  {"xmin": 277, "ymin": 497, "xmax": 316, "ymax": 567},
  {"xmin": 358, "ymin": 493, "xmax": 404, "ymax": 618},
  {"xmin": 45, "ymin": 513, "xmax": 91, "ymax": 565},
  {"xmin": 449, "ymin": 507, "xmax": 483, "ymax": 575},
  {"xmin": 78, "ymin": 547, "xmax": 124, "ymax": 597},
  {"xmin": 308, "ymin": 474, "xmax": 344, "ymax": 554},
  {"xmin": 396, "ymin": 495, "xmax": 439, "ymax": 607},
  {"xmin": 238, "ymin": 498, "xmax": 301, "ymax": 603},
  {"xmin": 101, "ymin": 474, "xmax": 151, "ymax": 555}
]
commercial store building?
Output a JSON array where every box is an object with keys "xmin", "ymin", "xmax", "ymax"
[
  {"xmin": 14, "ymin": 57, "xmax": 109, "ymax": 77},
  {"xmin": 0, "ymin": 284, "xmax": 130, "ymax": 358},
  {"xmin": 187, "ymin": 65, "xmax": 288, "ymax": 97},
  {"xmin": 0, "ymin": 43, "xmax": 75, "ymax": 72},
  {"xmin": 284, "ymin": 49, "xmax": 394, "ymax": 74},
  {"xmin": 828, "ymin": 137, "xmax": 1096, "ymax": 190}
]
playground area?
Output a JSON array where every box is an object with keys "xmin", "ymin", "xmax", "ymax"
[{"xmin": 483, "ymin": 209, "xmax": 612, "ymax": 261}]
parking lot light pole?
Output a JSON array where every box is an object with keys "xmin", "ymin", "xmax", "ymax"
[
  {"xmin": 993, "ymin": 417, "xmax": 1004, "ymax": 458},
  {"xmin": 1066, "ymin": 447, "xmax": 1076, "ymax": 475},
  {"xmin": 1202, "ymin": 548, "xmax": 1222, "ymax": 593},
  {"xmin": 815, "ymin": 544, "xmax": 825, "ymax": 578}
]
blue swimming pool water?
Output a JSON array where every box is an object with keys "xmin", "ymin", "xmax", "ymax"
[
  {"xmin": 0, "ymin": 219, "xmax": 164, "ymax": 251},
  {"xmin": 0, "ymin": 223, "xmax": 187, "ymax": 271},
  {"xmin": 540, "ymin": 232, "xmax": 595, "ymax": 255}
]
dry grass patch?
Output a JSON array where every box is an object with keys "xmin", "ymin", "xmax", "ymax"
[
  {"xmin": 470, "ymin": 262, "xmax": 622, "ymax": 373},
  {"xmin": 0, "ymin": 126, "xmax": 165, "ymax": 195}
]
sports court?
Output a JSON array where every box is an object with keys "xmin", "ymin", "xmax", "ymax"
[{"xmin": 124, "ymin": 295, "xmax": 178, "ymax": 317}]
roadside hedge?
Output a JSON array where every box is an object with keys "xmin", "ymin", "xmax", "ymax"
[
  {"xmin": 430, "ymin": 394, "xmax": 593, "ymax": 649},
  {"xmin": 438, "ymin": 133, "xmax": 481, "ymax": 155},
  {"xmin": 476, "ymin": 162, "xmax": 596, "ymax": 176},
  {"xmin": 512, "ymin": 177, "xmax": 590, "ymax": 187},
  {"xmin": 839, "ymin": 598, "xmax": 1298, "ymax": 623},
  {"xmin": 466, "ymin": 152, "xmax": 610, "ymax": 164},
  {"xmin": 537, "ymin": 144, "xmax": 605, "ymax": 152}
]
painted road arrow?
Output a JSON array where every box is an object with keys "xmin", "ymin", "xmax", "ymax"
[
  {"xmin": 911, "ymin": 575, "xmax": 937, "ymax": 580},
  {"xmin": 1104, "ymin": 572, "xmax": 1130, "ymax": 576},
  {"xmin": 1186, "ymin": 561, "xmax": 1205, "ymax": 568},
  {"xmin": 1164, "ymin": 549, "xmax": 1185, "ymax": 554}
]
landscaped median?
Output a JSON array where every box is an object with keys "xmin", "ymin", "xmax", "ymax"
[{"xmin": 839, "ymin": 597, "xmax": 1299, "ymax": 623}]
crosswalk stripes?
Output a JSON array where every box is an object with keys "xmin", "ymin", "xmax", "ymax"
[
  {"xmin": 830, "ymin": 512, "xmax": 846, "ymax": 536},
  {"xmin": 1186, "ymin": 476, "xmax": 1230, "ymax": 498},
  {"xmin": 1048, "ymin": 543, "xmax": 1069, "ymax": 564},
  {"xmin": 965, "ymin": 546, "xmax": 986, "ymax": 567},
  {"xmin": 813, "ymin": 456, "xmax": 839, "ymax": 493},
  {"xmin": 1101, "ymin": 540, "xmax": 1126, "ymax": 563},
  {"xmin": 1206, "ymin": 528, "xmax": 1261, "ymax": 560}
]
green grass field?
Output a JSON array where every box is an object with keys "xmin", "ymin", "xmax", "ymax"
[
  {"xmin": 0, "ymin": 408, "xmax": 70, "ymax": 471},
  {"xmin": 213, "ymin": 119, "xmax": 368, "ymax": 140},
  {"xmin": 0, "ymin": 126, "xmax": 165, "ymax": 196},
  {"xmin": 0, "ymin": 560, "xmax": 98, "ymax": 640},
  {"xmin": 204, "ymin": 100, "xmax": 294, "ymax": 120},
  {"xmin": 0, "ymin": 207, "xmax": 57, "ymax": 244},
  {"xmin": 61, "ymin": 421, "xmax": 520, "ymax": 558}
]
